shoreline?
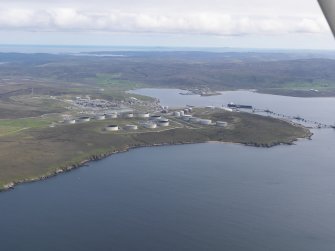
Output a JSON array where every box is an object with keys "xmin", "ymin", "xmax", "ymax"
[{"xmin": 0, "ymin": 130, "xmax": 312, "ymax": 193}]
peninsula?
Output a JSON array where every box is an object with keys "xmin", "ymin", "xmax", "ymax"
[{"xmin": 0, "ymin": 51, "xmax": 316, "ymax": 191}]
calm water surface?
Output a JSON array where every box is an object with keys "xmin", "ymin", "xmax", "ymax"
[{"xmin": 1, "ymin": 89, "xmax": 335, "ymax": 251}]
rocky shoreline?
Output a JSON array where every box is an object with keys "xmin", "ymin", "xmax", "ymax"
[{"xmin": 0, "ymin": 130, "xmax": 312, "ymax": 193}]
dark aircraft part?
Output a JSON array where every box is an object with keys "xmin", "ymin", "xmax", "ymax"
[{"xmin": 318, "ymin": 0, "xmax": 335, "ymax": 37}]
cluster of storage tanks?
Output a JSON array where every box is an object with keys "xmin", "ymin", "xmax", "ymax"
[
  {"xmin": 172, "ymin": 108, "xmax": 228, "ymax": 127},
  {"xmin": 184, "ymin": 116, "xmax": 227, "ymax": 127},
  {"xmin": 122, "ymin": 112, "xmax": 151, "ymax": 119},
  {"xmin": 64, "ymin": 111, "xmax": 149, "ymax": 125},
  {"xmin": 64, "ymin": 110, "xmax": 171, "ymax": 133},
  {"xmin": 173, "ymin": 108, "xmax": 193, "ymax": 118},
  {"xmin": 105, "ymin": 118, "xmax": 169, "ymax": 132},
  {"xmin": 64, "ymin": 113, "xmax": 118, "ymax": 124},
  {"xmin": 102, "ymin": 112, "xmax": 170, "ymax": 132},
  {"xmin": 105, "ymin": 124, "xmax": 138, "ymax": 132},
  {"xmin": 180, "ymin": 115, "xmax": 212, "ymax": 125}
]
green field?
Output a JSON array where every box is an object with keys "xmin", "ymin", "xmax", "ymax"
[{"xmin": 0, "ymin": 117, "xmax": 56, "ymax": 136}]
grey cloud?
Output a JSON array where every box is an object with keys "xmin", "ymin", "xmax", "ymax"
[{"xmin": 0, "ymin": 8, "xmax": 329, "ymax": 36}]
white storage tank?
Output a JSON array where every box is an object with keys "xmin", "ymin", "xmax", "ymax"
[
  {"xmin": 95, "ymin": 114, "xmax": 106, "ymax": 120},
  {"xmin": 179, "ymin": 111, "xmax": 185, "ymax": 116},
  {"xmin": 123, "ymin": 113, "xmax": 134, "ymax": 118},
  {"xmin": 105, "ymin": 125, "xmax": 119, "ymax": 131},
  {"xmin": 216, "ymin": 121, "xmax": 228, "ymax": 127},
  {"xmin": 106, "ymin": 113, "xmax": 118, "ymax": 119},
  {"xmin": 173, "ymin": 111, "xmax": 181, "ymax": 117},
  {"xmin": 182, "ymin": 115, "xmax": 192, "ymax": 121},
  {"xmin": 136, "ymin": 112, "xmax": 150, "ymax": 118},
  {"xmin": 157, "ymin": 119, "xmax": 169, "ymax": 127},
  {"xmin": 64, "ymin": 119, "xmax": 76, "ymax": 125},
  {"xmin": 222, "ymin": 107, "xmax": 233, "ymax": 112},
  {"xmin": 199, "ymin": 119, "xmax": 212, "ymax": 125},
  {"xmin": 143, "ymin": 122, "xmax": 157, "ymax": 129},
  {"xmin": 78, "ymin": 116, "xmax": 90, "ymax": 123},
  {"xmin": 124, "ymin": 124, "xmax": 138, "ymax": 130}
]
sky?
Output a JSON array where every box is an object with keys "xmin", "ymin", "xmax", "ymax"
[{"xmin": 0, "ymin": 0, "xmax": 334, "ymax": 50}]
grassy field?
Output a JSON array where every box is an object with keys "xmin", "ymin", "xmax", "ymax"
[
  {"xmin": 0, "ymin": 110, "xmax": 310, "ymax": 190},
  {"xmin": 0, "ymin": 117, "xmax": 55, "ymax": 136}
]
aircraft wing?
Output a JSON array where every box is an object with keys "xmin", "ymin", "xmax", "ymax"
[{"xmin": 318, "ymin": 0, "xmax": 335, "ymax": 37}]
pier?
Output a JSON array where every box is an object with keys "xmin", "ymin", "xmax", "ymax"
[{"xmin": 250, "ymin": 108, "xmax": 334, "ymax": 130}]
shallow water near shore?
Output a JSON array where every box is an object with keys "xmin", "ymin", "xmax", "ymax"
[{"xmin": 1, "ymin": 89, "xmax": 335, "ymax": 251}]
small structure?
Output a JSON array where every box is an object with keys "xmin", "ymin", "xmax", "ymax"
[
  {"xmin": 216, "ymin": 121, "xmax": 228, "ymax": 127},
  {"xmin": 157, "ymin": 119, "xmax": 169, "ymax": 127},
  {"xmin": 105, "ymin": 125, "xmax": 119, "ymax": 131},
  {"xmin": 78, "ymin": 116, "xmax": 90, "ymax": 123},
  {"xmin": 95, "ymin": 114, "xmax": 106, "ymax": 120},
  {"xmin": 179, "ymin": 111, "xmax": 185, "ymax": 116},
  {"xmin": 124, "ymin": 124, "xmax": 138, "ymax": 130}
]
